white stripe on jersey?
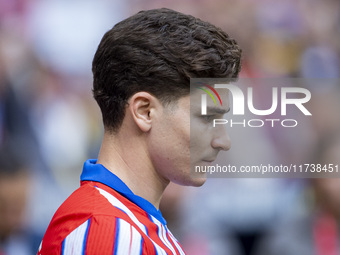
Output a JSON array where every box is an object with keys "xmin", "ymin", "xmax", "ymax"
[
  {"xmin": 95, "ymin": 187, "xmax": 168, "ymax": 255},
  {"xmin": 96, "ymin": 187, "xmax": 147, "ymax": 233},
  {"xmin": 62, "ymin": 219, "xmax": 90, "ymax": 255},
  {"xmin": 150, "ymin": 215, "xmax": 180, "ymax": 255},
  {"xmin": 115, "ymin": 219, "xmax": 142, "ymax": 255}
]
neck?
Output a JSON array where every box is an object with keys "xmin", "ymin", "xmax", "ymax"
[{"xmin": 97, "ymin": 131, "xmax": 169, "ymax": 209}]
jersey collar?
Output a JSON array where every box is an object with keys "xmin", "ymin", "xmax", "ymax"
[{"xmin": 80, "ymin": 159, "xmax": 167, "ymax": 225}]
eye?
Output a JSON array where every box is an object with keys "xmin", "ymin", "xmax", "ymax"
[{"xmin": 202, "ymin": 115, "xmax": 215, "ymax": 122}]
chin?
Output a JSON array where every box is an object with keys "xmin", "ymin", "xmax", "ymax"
[
  {"xmin": 173, "ymin": 175, "xmax": 207, "ymax": 187},
  {"xmin": 189, "ymin": 177, "xmax": 207, "ymax": 187}
]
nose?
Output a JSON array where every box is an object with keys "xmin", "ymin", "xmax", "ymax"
[{"xmin": 211, "ymin": 126, "xmax": 231, "ymax": 151}]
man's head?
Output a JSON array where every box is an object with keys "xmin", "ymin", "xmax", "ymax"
[
  {"xmin": 92, "ymin": 8, "xmax": 241, "ymax": 187},
  {"xmin": 92, "ymin": 8, "xmax": 241, "ymax": 133}
]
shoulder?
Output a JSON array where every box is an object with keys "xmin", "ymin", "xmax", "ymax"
[
  {"xmin": 38, "ymin": 182, "xmax": 187, "ymax": 255},
  {"xmin": 39, "ymin": 215, "xmax": 151, "ymax": 255},
  {"xmin": 39, "ymin": 182, "xmax": 152, "ymax": 254}
]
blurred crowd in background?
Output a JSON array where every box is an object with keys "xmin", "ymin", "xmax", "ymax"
[{"xmin": 0, "ymin": 0, "xmax": 340, "ymax": 254}]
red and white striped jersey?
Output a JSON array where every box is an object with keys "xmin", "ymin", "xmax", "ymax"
[{"xmin": 37, "ymin": 159, "xmax": 186, "ymax": 255}]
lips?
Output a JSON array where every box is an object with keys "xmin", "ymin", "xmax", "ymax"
[
  {"xmin": 202, "ymin": 155, "xmax": 218, "ymax": 162},
  {"xmin": 202, "ymin": 159, "xmax": 216, "ymax": 164},
  {"xmin": 203, "ymin": 159, "xmax": 215, "ymax": 162}
]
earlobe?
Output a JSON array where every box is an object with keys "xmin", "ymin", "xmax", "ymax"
[{"xmin": 129, "ymin": 92, "xmax": 155, "ymax": 132}]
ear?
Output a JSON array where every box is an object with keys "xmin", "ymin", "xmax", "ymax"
[{"xmin": 128, "ymin": 92, "xmax": 160, "ymax": 132}]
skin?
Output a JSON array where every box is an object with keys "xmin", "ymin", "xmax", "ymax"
[
  {"xmin": 97, "ymin": 89, "xmax": 231, "ymax": 209},
  {"xmin": 190, "ymin": 88, "xmax": 231, "ymax": 173}
]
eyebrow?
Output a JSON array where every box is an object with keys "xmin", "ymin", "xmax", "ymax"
[{"xmin": 206, "ymin": 106, "xmax": 230, "ymax": 114}]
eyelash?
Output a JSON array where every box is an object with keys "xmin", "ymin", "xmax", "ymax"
[{"xmin": 202, "ymin": 115, "xmax": 215, "ymax": 122}]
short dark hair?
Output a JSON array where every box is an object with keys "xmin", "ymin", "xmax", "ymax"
[{"xmin": 92, "ymin": 8, "xmax": 242, "ymax": 132}]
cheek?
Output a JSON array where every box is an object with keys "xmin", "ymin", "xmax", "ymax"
[
  {"xmin": 190, "ymin": 119, "xmax": 213, "ymax": 155},
  {"xmin": 169, "ymin": 120, "xmax": 190, "ymax": 164},
  {"xmin": 165, "ymin": 127, "xmax": 192, "ymax": 179},
  {"xmin": 149, "ymin": 120, "xmax": 190, "ymax": 171}
]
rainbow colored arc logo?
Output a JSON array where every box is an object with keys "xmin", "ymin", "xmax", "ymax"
[{"xmin": 197, "ymin": 83, "xmax": 223, "ymax": 106}]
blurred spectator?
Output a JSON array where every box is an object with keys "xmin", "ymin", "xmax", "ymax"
[
  {"xmin": 255, "ymin": 133, "xmax": 340, "ymax": 255},
  {"xmin": 0, "ymin": 30, "xmax": 38, "ymax": 159},
  {"xmin": 178, "ymin": 178, "xmax": 303, "ymax": 255},
  {"xmin": 0, "ymin": 143, "xmax": 39, "ymax": 255},
  {"xmin": 0, "ymin": 80, "xmax": 37, "ymax": 157}
]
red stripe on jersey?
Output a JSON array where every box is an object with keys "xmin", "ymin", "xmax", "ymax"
[{"xmin": 85, "ymin": 215, "xmax": 116, "ymax": 254}]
